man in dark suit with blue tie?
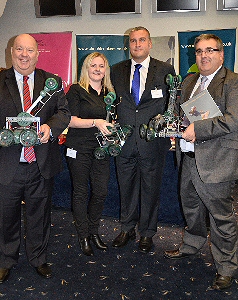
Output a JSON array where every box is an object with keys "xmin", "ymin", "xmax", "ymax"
[
  {"xmin": 111, "ymin": 26, "xmax": 175, "ymax": 253},
  {"xmin": 0, "ymin": 34, "xmax": 70, "ymax": 282},
  {"xmin": 164, "ymin": 34, "xmax": 238, "ymax": 290}
]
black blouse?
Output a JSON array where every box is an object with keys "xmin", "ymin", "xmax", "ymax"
[{"xmin": 65, "ymin": 84, "xmax": 107, "ymax": 152}]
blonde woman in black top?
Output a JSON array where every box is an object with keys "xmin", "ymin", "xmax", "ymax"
[{"xmin": 66, "ymin": 52, "xmax": 114, "ymax": 256}]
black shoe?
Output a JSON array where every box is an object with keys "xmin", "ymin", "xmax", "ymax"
[
  {"xmin": 36, "ymin": 263, "xmax": 52, "ymax": 278},
  {"xmin": 164, "ymin": 249, "xmax": 196, "ymax": 259},
  {"xmin": 210, "ymin": 274, "xmax": 233, "ymax": 290},
  {"xmin": 112, "ymin": 229, "xmax": 136, "ymax": 248},
  {"xmin": 0, "ymin": 268, "xmax": 10, "ymax": 283},
  {"xmin": 90, "ymin": 234, "xmax": 108, "ymax": 251},
  {"xmin": 139, "ymin": 237, "xmax": 153, "ymax": 253},
  {"xmin": 80, "ymin": 237, "xmax": 94, "ymax": 256}
]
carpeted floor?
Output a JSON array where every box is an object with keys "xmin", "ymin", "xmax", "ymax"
[
  {"xmin": 0, "ymin": 202, "xmax": 238, "ymax": 300},
  {"xmin": 52, "ymin": 149, "xmax": 185, "ymax": 226}
]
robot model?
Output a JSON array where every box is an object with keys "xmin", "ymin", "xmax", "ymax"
[
  {"xmin": 94, "ymin": 92, "xmax": 133, "ymax": 159},
  {"xmin": 139, "ymin": 74, "xmax": 186, "ymax": 142},
  {"xmin": 0, "ymin": 78, "xmax": 60, "ymax": 147}
]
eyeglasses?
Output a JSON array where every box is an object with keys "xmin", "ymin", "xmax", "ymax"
[{"xmin": 195, "ymin": 48, "xmax": 220, "ymax": 56}]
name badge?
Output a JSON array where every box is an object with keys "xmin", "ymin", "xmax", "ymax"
[
  {"xmin": 151, "ymin": 89, "xmax": 163, "ymax": 98},
  {"xmin": 66, "ymin": 148, "xmax": 77, "ymax": 159}
]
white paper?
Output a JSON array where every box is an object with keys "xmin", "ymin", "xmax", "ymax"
[{"xmin": 66, "ymin": 148, "xmax": 77, "ymax": 159}]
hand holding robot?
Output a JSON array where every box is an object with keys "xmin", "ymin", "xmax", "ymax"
[
  {"xmin": 94, "ymin": 92, "xmax": 133, "ymax": 159},
  {"xmin": 0, "ymin": 77, "xmax": 60, "ymax": 147},
  {"xmin": 139, "ymin": 74, "xmax": 187, "ymax": 142}
]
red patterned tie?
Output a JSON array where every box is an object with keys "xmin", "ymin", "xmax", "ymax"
[{"xmin": 23, "ymin": 76, "xmax": 36, "ymax": 163}]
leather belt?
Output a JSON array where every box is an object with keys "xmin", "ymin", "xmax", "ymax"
[{"xmin": 184, "ymin": 152, "xmax": 195, "ymax": 158}]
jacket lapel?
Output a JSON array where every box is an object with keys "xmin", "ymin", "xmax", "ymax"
[
  {"xmin": 140, "ymin": 58, "xmax": 156, "ymax": 102},
  {"xmin": 124, "ymin": 60, "xmax": 132, "ymax": 94},
  {"xmin": 5, "ymin": 68, "xmax": 46, "ymax": 112},
  {"xmin": 184, "ymin": 74, "xmax": 199, "ymax": 102},
  {"xmin": 207, "ymin": 66, "xmax": 226, "ymax": 100},
  {"xmin": 123, "ymin": 60, "xmax": 136, "ymax": 105},
  {"xmin": 33, "ymin": 69, "xmax": 45, "ymax": 102},
  {"xmin": 5, "ymin": 67, "xmax": 22, "ymax": 113}
]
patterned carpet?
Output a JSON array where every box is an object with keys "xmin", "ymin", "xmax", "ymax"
[{"xmin": 0, "ymin": 196, "xmax": 238, "ymax": 299}]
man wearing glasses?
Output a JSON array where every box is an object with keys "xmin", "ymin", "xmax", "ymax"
[{"xmin": 164, "ymin": 34, "xmax": 238, "ymax": 291}]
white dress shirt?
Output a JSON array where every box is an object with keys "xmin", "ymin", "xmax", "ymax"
[
  {"xmin": 130, "ymin": 56, "xmax": 150, "ymax": 101},
  {"xmin": 14, "ymin": 70, "xmax": 35, "ymax": 111}
]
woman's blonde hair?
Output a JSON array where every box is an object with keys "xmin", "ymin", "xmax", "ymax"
[{"xmin": 79, "ymin": 52, "xmax": 114, "ymax": 94}]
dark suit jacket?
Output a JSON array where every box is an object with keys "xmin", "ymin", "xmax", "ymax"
[
  {"xmin": 0, "ymin": 67, "xmax": 70, "ymax": 184},
  {"xmin": 111, "ymin": 57, "xmax": 175, "ymax": 159},
  {"xmin": 177, "ymin": 66, "xmax": 238, "ymax": 183}
]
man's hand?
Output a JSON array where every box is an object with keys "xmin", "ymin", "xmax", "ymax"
[
  {"xmin": 201, "ymin": 111, "xmax": 210, "ymax": 120},
  {"xmin": 182, "ymin": 123, "xmax": 196, "ymax": 143},
  {"xmin": 39, "ymin": 124, "xmax": 51, "ymax": 143}
]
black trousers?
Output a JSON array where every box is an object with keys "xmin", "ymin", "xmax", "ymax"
[
  {"xmin": 0, "ymin": 162, "xmax": 53, "ymax": 269},
  {"xmin": 116, "ymin": 150, "xmax": 167, "ymax": 237},
  {"xmin": 67, "ymin": 152, "xmax": 110, "ymax": 239}
]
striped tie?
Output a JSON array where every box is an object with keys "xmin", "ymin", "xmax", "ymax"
[
  {"xmin": 23, "ymin": 76, "xmax": 36, "ymax": 163},
  {"xmin": 193, "ymin": 76, "xmax": 208, "ymax": 97}
]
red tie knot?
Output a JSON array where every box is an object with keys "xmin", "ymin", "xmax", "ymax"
[{"xmin": 23, "ymin": 76, "xmax": 29, "ymax": 83}]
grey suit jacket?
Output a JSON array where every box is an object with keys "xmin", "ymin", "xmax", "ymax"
[
  {"xmin": 111, "ymin": 57, "xmax": 175, "ymax": 159},
  {"xmin": 0, "ymin": 67, "xmax": 70, "ymax": 184},
  {"xmin": 178, "ymin": 66, "xmax": 238, "ymax": 183}
]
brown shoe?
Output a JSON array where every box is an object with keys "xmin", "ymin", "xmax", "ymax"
[
  {"xmin": 112, "ymin": 229, "xmax": 136, "ymax": 248},
  {"xmin": 164, "ymin": 249, "xmax": 195, "ymax": 259},
  {"xmin": 210, "ymin": 274, "xmax": 233, "ymax": 290},
  {"xmin": 0, "ymin": 268, "xmax": 9, "ymax": 283},
  {"xmin": 36, "ymin": 263, "xmax": 52, "ymax": 278}
]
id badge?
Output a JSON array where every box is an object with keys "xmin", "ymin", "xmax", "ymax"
[
  {"xmin": 66, "ymin": 148, "xmax": 77, "ymax": 159},
  {"xmin": 151, "ymin": 89, "xmax": 163, "ymax": 98}
]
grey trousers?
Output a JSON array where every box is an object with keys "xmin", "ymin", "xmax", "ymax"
[{"xmin": 179, "ymin": 155, "xmax": 238, "ymax": 277}]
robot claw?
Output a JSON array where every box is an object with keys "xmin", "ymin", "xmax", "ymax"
[
  {"xmin": 0, "ymin": 78, "xmax": 58, "ymax": 147},
  {"xmin": 139, "ymin": 74, "xmax": 186, "ymax": 142},
  {"xmin": 0, "ymin": 113, "xmax": 41, "ymax": 147},
  {"xmin": 139, "ymin": 113, "xmax": 186, "ymax": 142},
  {"xmin": 93, "ymin": 92, "xmax": 133, "ymax": 159},
  {"xmin": 94, "ymin": 123, "xmax": 133, "ymax": 159}
]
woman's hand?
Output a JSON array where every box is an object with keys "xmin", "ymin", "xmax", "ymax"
[{"xmin": 94, "ymin": 119, "xmax": 114, "ymax": 136}]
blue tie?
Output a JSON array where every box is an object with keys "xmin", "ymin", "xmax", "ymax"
[{"xmin": 131, "ymin": 64, "xmax": 142, "ymax": 105}]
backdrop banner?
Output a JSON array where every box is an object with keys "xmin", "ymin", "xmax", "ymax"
[
  {"xmin": 30, "ymin": 32, "xmax": 72, "ymax": 93},
  {"xmin": 76, "ymin": 34, "xmax": 175, "ymax": 79},
  {"xmin": 178, "ymin": 28, "xmax": 236, "ymax": 79},
  {"xmin": 76, "ymin": 34, "xmax": 129, "ymax": 79}
]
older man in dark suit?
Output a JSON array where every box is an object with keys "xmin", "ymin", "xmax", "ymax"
[
  {"xmin": 0, "ymin": 34, "xmax": 70, "ymax": 283},
  {"xmin": 110, "ymin": 26, "xmax": 175, "ymax": 253},
  {"xmin": 164, "ymin": 34, "xmax": 238, "ymax": 291}
]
